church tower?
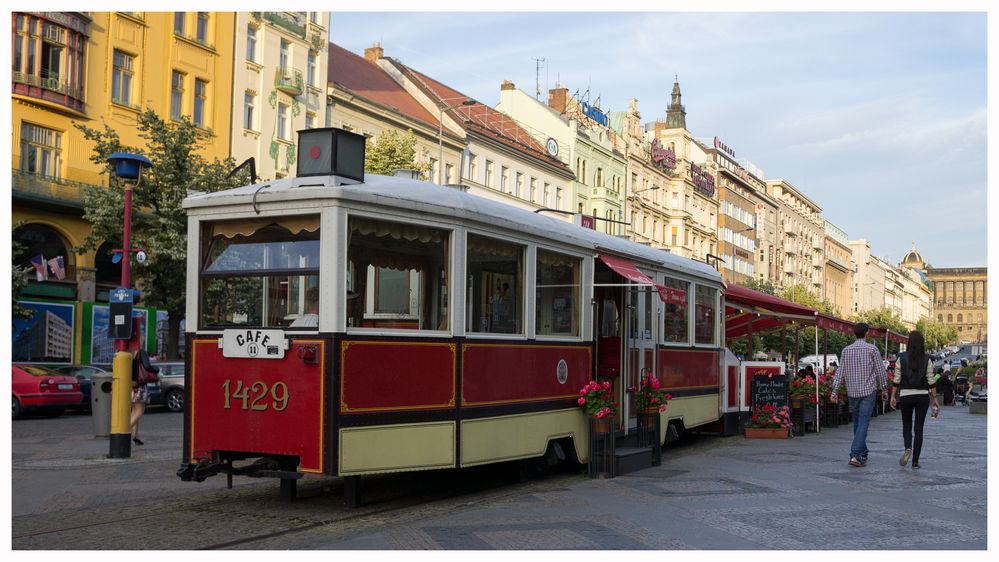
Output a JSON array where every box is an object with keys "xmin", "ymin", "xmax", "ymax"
[{"xmin": 665, "ymin": 77, "xmax": 686, "ymax": 129}]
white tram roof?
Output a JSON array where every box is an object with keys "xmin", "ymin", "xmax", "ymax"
[{"xmin": 184, "ymin": 173, "xmax": 723, "ymax": 285}]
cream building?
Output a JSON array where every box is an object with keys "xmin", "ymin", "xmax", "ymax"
[
  {"xmin": 850, "ymin": 239, "xmax": 886, "ymax": 315},
  {"xmin": 925, "ymin": 266, "xmax": 988, "ymax": 342},
  {"xmin": 230, "ymin": 12, "xmax": 328, "ymax": 180},
  {"xmin": 767, "ymin": 179, "xmax": 824, "ymax": 292},
  {"xmin": 823, "ymin": 220, "xmax": 854, "ymax": 317}
]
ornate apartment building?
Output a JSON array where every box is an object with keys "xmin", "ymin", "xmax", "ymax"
[
  {"xmin": 823, "ymin": 220, "xmax": 854, "ymax": 317},
  {"xmin": 767, "ymin": 179, "xmax": 824, "ymax": 293},
  {"xmin": 231, "ymin": 12, "xmax": 328, "ymax": 180},
  {"xmin": 923, "ymin": 259, "xmax": 987, "ymax": 342},
  {"xmin": 645, "ymin": 80, "xmax": 719, "ymax": 263}
]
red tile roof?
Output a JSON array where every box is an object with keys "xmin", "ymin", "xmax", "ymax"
[
  {"xmin": 327, "ymin": 43, "xmax": 456, "ymax": 135},
  {"xmin": 391, "ymin": 62, "xmax": 571, "ymax": 174}
]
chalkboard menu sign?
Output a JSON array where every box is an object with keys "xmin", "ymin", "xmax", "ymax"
[{"xmin": 750, "ymin": 374, "xmax": 789, "ymax": 412}]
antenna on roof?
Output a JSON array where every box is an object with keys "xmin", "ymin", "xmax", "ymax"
[{"xmin": 533, "ymin": 57, "xmax": 546, "ymax": 100}]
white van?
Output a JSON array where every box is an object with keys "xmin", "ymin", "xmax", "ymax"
[{"xmin": 797, "ymin": 354, "xmax": 839, "ymax": 374}]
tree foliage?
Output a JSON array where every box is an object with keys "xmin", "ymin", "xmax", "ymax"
[
  {"xmin": 74, "ymin": 110, "xmax": 238, "ymax": 358},
  {"xmin": 364, "ymin": 129, "xmax": 432, "ymax": 179},
  {"xmin": 11, "ymin": 221, "xmax": 35, "ymax": 324},
  {"xmin": 738, "ymin": 278, "xmax": 777, "ymax": 296},
  {"xmin": 915, "ymin": 318, "xmax": 959, "ymax": 350}
]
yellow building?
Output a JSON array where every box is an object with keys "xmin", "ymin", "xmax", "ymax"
[{"xmin": 12, "ymin": 11, "xmax": 235, "ymax": 361}]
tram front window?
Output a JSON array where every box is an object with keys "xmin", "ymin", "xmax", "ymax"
[
  {"xmin": 199, "ymin": 217, "xmax": 319, "ymax": 329},
  {"xmin": 347, "ymin": 217, "xmax": 450, "ymax": 331}
]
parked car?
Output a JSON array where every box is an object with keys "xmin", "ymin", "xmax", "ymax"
[
  {"xmin": 151, "ymin": 362, "xmax": 185, "ymax": 412},
  {"xmin": 12, "ymin": 365, "xmax": 84, "ymax": 419},
  {"xmin": 51, "ymin": 365, "xmax": 107, "ymax": 412}
]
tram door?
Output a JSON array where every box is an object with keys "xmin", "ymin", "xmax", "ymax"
[
  {"xmin": 594, "ymin": 282, "xmax": 624, "ymax": 431},
  {"xmin": 626, "ymin": 285, "xmax": 658, "ymax": 431}
]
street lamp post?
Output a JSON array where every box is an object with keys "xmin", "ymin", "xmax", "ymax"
[
  {"xmin": 728, "ymin": 225, "xmax": 754, "ymax": 284},
  {"xmin": 438, "ymin": 97, "xmax": 476, "ymax": 184},
  {"xmin": 106, "ymin": 152, "xmax": 151, "ymax": 459},
  {"xmin": 623, "ymin": 185, "xmax": 659, "ymax": 238}
]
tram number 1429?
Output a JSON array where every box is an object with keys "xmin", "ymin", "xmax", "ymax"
[{"xmin": 222, "ymin": 379, "xmax": 290, "ymax": 412}]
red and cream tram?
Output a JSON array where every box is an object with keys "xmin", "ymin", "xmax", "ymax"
[{"xmin": 178, "ymin": 128, "xmax": 726, "ymax": 500}]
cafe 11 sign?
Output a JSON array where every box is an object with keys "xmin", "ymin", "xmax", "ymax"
[
  {"xmin": 650, "ymin": 139, "xmax": 676, "ymax": 171},
  {"xmin": 689, "ymin": 163, "xmax": 715, "ymax": 197}
]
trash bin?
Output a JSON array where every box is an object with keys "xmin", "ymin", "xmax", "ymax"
[{"xmin": 91, "ymin": 372, "xmax": 114, "ymax": 438}]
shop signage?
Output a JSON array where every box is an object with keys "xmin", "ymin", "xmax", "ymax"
[
  {"xmin": 580, "ymin": 101, "xmax": 609, "ymax": 127},
  {"xmin": 650, "ymin": 139, "xmax": 677, "ymax": 170},
  {"xmin": 736, "ymin": 249, "xmax": 750, "ymax": 259},
  {"xmin": 689, "ymin": 163, "xmax": 715, "ymax": 197},
  {"xmin": 575, "ymin": 213, "xmax": 595, "ymax": 230},
  {"xmin": 713, "ymin": 136, "xmax": 736, "ymax": 160}
]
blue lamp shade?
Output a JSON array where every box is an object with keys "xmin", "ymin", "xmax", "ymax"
[{"xmin": 107, "ymin": 152, "xmax": 152, "ymax": 180}]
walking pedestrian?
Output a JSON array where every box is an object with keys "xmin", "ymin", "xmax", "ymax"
[
  {"xmin": 128, "ymin": 338, "xmax": 159, "ymax": 446},
  {"xmin": 889, "ymin": 331, "xmax": 939, "ymax": 469},
  {"xmin": 830, "ymin": 323, "xmax": 889, "ymax": 467}
]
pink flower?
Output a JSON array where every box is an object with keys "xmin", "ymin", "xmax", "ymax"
[
  {"xmin": 658, "ymin": 404, "xmax": 667, "ymax": 413},
  {"xmin": 602, "ymin": 381, "xmax": 611, "ymax": 390},
  {"xmin": 577, "ymin": 397, "xmax": 586, "ymax": 406}
]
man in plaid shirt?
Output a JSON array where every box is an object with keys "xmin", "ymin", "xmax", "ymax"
[{"xmin": 831, "ymin": 322, "xmax": 889, "ymax": 467}]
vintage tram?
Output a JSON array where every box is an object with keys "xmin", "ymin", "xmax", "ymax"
[{"xmin": 178, "ymin": 128, "xmax": 726, "ymax": 501}]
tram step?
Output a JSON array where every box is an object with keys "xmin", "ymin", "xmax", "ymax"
[{"xmin": 614, "ymin": 446, "xmax": 654, "ymax": 476}]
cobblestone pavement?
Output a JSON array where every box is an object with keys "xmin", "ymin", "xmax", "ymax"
[{"xmin": 10, "ymin": 403, "xmax": 988, "ymax": 550}]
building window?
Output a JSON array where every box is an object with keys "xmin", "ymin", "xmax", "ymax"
[
  {"xmin": 279, "ymin": 39, "xmax": 290, "ymax": 70},
  {"xmin": 193, "ymin": 79, "xmax": 207, "ymax": 127},
  {"xmin": 501, "ymin": 166, "xmax": 509, "ymax": 192},
  {"xmin": 196, "ymin": 12, "xmax": 209, "ymax": 43},
  {"xmin": 19, "ymin": 123, "xmax": 62, "ymax": 178},
  {"xmin": 173, "ymin": 12, "xmax": 185, "ymax": 35},
  {"xmin": 515, "ymin": 172, "xmax": 523, "ymax": 197},
  {"xmin": 305, "ymin": 112, "xmax": 315, "ymax": 130},
  {"xmin": 543, "ymin": 183, "xmax": 550, "ymax": 207},
  {"xmin": 278, "ymin": 102, "xmax": 289, "ymax": 140},
  {"xmin": 529, "ymin": 178, "xmax": 537, "ymax": 203},
  {"xmin": 445, "ymin": 163, "xmax": 454, "ymax": 184},
  {"xmin": 662, "ymin": 277, "xmax": 690, "ymax": 344},
  {"xmin": 957, "ymin": 313, "xmax": 963, "ymax": 323},
  {"xmin": 467, "ymin": 153, "xmax": 477, "ymax": 181},
  {"xmin": 246, "ymin": 26, "xmax": 257, "ymax": 62},
  {"xmin": 307, "ymin": 51, "xmax": 316, "ymax": 87},
  {"xmin": 536, "ymin": 250, "xmax": 581, "ymax": 337},
  {"xmin": 111, "ymin": 50, "xmax": 134, "ymax": 106},
  {"xmin": 484, "ymin": 160, "xmax": 494, "ymax": 187},
  {"xmin": 170, "ymin": 71, "xmax": 184, "ymax": 120},
  {"xmin": 556, "ymin": 187, "xmax": 563, "ymax": 209},
  {"xmin": 243, "ymin": 92, "xmax": 255, "ymax": 130},
  {"xmin": 309, "ymin": 12, "xmax": 318, "ymax": 23}
]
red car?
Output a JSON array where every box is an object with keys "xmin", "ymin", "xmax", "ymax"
[{"xmin": 12, "ymin": 365, "xmax": 83, "ymax": 419}]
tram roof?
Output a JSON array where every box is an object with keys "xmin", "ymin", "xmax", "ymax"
[{"xmin": 185, "ymin": 173, "xmax": 723, "ymax": 284}]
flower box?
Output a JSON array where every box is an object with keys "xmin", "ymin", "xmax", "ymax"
[{"xmin": 745, "ymin": 427, "xmax": 789, "ymax": 439}]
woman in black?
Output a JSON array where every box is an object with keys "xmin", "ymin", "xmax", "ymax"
[{"xmin": 888, "ymin": 331, "xmax": 939, "ymax": 469}]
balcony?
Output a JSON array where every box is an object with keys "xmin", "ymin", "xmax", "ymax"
[
  {"xmin": 274, "ymin": 67, "xmax": 303, "ymax": 97},
  {"xmin": 826, "ymin": 253, "xmax": 852, "ymax": 272},
  {"xmin": 784, "ymin": 245, "xmax": 796, "ymax": 256},
  {"xmin": 813, "ymin": 255, "xmax": 824, "ymax": 268},
  {"xmin": 812, "ymin": 238, "xmax": 823, "ymax": 250},
  {"xmin": 12, "ymin": 71, "xmax": 85, "ymax": 113},
  {"xmin": 12, "ymin": 169, "xmax": 100, "ymax": 209}
]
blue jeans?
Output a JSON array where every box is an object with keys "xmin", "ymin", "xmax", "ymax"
[{"xmin": 849, "ymin": 391, "xmax": 877, "ymax": 460}]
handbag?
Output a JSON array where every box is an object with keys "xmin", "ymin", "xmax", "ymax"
[{"xmin": 137, "ymin": 356, "xmax": 159, "ymax": 384}]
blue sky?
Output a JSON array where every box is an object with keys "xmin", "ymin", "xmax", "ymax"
[{"xmin": 330, "ymin": 11, "xmax": 987, "ymax": 269}]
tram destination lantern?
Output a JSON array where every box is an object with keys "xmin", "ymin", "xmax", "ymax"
[
  {"xmin": 296, "ymin": 127, "xmax": 366, "ymax": 181},
  {"xmin": 108, "ymin": 286, "xmax": 134, "ymax": 340}
]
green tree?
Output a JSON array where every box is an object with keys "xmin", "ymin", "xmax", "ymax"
[
  {"xmin": 74, "ymin": 110, "xmax": 237, "ymax": 359},
  {"xmin": 11, "ymin": 221, "xmax": 35, "ymax": 325},
  {"xmin": 738, "ymin": 278, "xmax": 777, "ymax": 296},
  {"xmin": 916, "ymin": 318, "xmax": 959, "ymax": 350},
  {"xmin": 852, "ymin": 307, "xmax": 908, "ymax": 356},
  {"xmin": 364, "ymin": 129, "xmax": 432, "ymax": 179}
]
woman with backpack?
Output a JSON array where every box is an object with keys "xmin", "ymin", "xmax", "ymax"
[{"xmin": 888, "ymin": 331, "xmax": 939, "ymax": 469}]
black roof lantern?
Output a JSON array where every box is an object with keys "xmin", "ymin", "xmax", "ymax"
[{"xmin": 296, "ymin": 127, "xmax": 365, "ymax": 182}]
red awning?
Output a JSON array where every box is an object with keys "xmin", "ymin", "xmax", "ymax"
[
  {"xmin": 598, "ymin": 253, "xmax": 656, "ymax": 286},
  {"xmin": 816, "ymin": 314, "xmax": 855, "ymax": 335},
  {"xmin": 656, "ymin": 284, "xmax": 687, "ymax": 306},
  {"xmin": 724, "ymin": 284, "xmax": 816, "ymax": 319}
]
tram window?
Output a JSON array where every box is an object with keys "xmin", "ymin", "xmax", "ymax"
[
  {"xmin": 347, "ymin": 217, "xmax": 450, "ymax": 331},
  {"xmin": 662, "ymin": 277, "xmax": 689, "ymax": 344},
  {"xmin": 466, "ymin": 234, "xmax": 524, "ymax": 335},
  {"xmin": 199, "ymin": 216, "xmax": 320, "ymax": 329},
  {"xmin": 535, "ymin": 250, "xmax": 580, "ymax": 337},
  {"xmin": 694, "ymin": 285, "xmax": 718, "ymax": 345}
]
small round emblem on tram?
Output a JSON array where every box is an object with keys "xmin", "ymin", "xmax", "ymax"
[{"xmin": 556, "ymin": 359, "xmax": 568, "ymax": 384}]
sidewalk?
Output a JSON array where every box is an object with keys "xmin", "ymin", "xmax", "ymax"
[{"xmin": 264, "ymin": 405, "xmax": 988, "ymax": 550}]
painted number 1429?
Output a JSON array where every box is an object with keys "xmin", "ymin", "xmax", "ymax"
[{"xmin": 222, "ymin": 379, "xmax": 289, "ymax": 411}]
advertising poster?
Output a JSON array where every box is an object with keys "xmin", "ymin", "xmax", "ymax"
[
  {"xmin": 12, "ymin": 300, "xmax": 75, "ymax": 364},
  {"xmin": 90, "ymin": 305, "xmax": 147, "ymax": 365}
]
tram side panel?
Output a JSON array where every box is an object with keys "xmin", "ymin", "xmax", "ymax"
[
  {"xmin": 187, "ymin": 337, "xmax": 329, "ymax": 474},
  {"xmin": 460, "ymin": 343, "xmax": 592, "ymax": 467},
  {"xmin": 337, "ymin": 339, "xmax": 457, "ymax": 476},
  {"xmin": 657, "ymin": 348, "xmax": 723, "ymax": 434}
]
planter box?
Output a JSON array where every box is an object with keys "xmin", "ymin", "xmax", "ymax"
[
  {"xmin": 744, "ymin": 427, "xmax": 789, "ymax": 439},
  {"xmin": 969, "ymin": 400, "xmax": 987, "ymax": 415}
]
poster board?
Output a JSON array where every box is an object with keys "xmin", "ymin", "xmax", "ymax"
[{"xmin": 739, "ymin": 361, "xmax": 786, "ymax": 412}]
